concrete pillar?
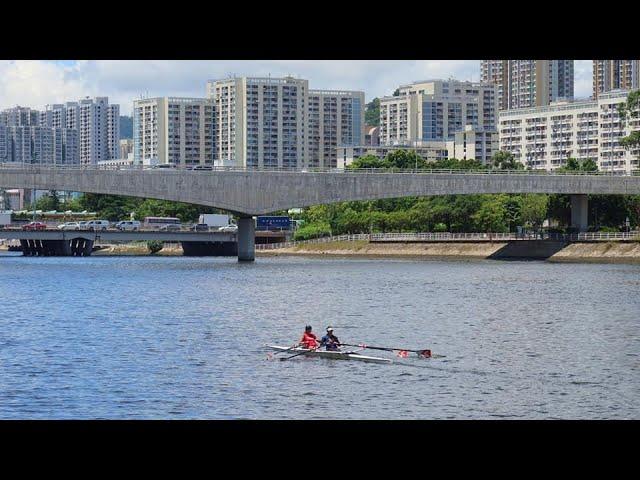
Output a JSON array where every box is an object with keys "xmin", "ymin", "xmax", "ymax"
[
  {"xmin": 237, "ymin": 216, "xmax": 255, "ymax": 262},
  {"xmin": 570, "ymin": 194, "xmax": 588, "ymax": 232}
]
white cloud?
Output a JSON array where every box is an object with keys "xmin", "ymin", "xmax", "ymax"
[{"xmin": 0, "ymin": 60, "xmax": 595, "ymax": 116}]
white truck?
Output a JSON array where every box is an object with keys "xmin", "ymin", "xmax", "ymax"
[{"xmin": 198, "ymin": 214, "xmax": 231, "ymax": 229}]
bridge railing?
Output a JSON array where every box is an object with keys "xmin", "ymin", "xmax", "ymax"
[
  {"xmin": 1, "ymin": 162, "xmax": 639, "ymax": 177},
  {"xmin": 256, "ymin": 231, "xmax": 640, "ymax": 249}
]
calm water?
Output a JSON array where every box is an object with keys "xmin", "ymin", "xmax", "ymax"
[{"xmin": 0, "ymin": 253, "xmax": 638, "ymax": 419}]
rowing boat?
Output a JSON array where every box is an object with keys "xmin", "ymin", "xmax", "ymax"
[{"xmin": 266, "ymin": 345, "xmax": 392, "ymax": 364}]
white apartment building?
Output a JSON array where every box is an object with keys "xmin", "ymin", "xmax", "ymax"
[
  {"xmin": 132, "ymin": 97, "xmax": 214, "ymax": 166},
  {"xmin": 307, "ymin": 90, "xmax": 364, "ymax": 167},
  {"xmin": 379, "ymin": 79, "xmax": 497, "ymax": 145},
  {"xmin": 207, "ymin": 76, "xmax": 308, "ymax": 168},
  {"xmin": 41, "ymin": 97, "xmax": 120, "ymax": 165},
  {"xmin": 498, "ymin": 90, "xmax": 640, "ymax": 173},
  {"xmin": 481, "ymin": 60, "xmax": 574, "ymax": 110},
  {"xmin": 447, "ymin": 126, "xmax": 498, "ymax": 164},
  {"xmin": 593, "ymin": 60, "xmax": 639, "ymax": 99}
]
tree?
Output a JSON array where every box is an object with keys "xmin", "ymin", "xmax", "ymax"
[
  {"xmin": 365, "ymin": 98, "xmax": 380, "ymax": 126},
  {"xmin": 32, "ymin": 190, "xmax": 61, "ymax": 212},
  {"xmin": 618, "ymin": 90, "xmax": 640, "ymax": 164},
  {"xmin": 492, "ymin": 150, "xmax": 524, "ymax": 170},
  {"xmin": 383, "ymin": 150, "xmax": 429, "ymax": 169},
  {"xmin": 519, "ymin": 194, "xmax": 549, "ymax": 231},
  {"xmin": 393, "ymin": 88, "xmax": 400, "ymax": 97},
  {"xmin": 472, "ymin": 195, "xmax": 508, "ymax": 232},
  {"xmin": 147, "ymin": 240, "xmax": 163, "ymax": 254},
  {"xmin": 559, "ymin": 157, "xmax": 598, "ymax": 172},
  {"xmin": 348, "ymin": 154, "xmax": 385, "ymax": 169}
]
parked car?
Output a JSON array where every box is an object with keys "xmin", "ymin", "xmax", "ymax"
[
  {"xmin": 190, "ymin": 223, "xmax": 209, "ymax": 232},
  {"xmin": 218, "ymin": 224, "xmax": 238, "ymax": 233},
  {"xmin": 190, "ymin": 164, "xmax": 213, "ymax": 171},
  {"xmin": 77, "ymin": 221, "xmax": 88, "ymax": 229},
  {"xmin": 152, "ymin": 163, "xmax": 177, "ymax": 169},
  {"xmin": 159, "ymin": 223, "xmax": 181, "ymax": 231},
  {"xmin": 57, "ymin": 222, "xmax": 81, "ymax": 231},
  {"xmin": 22, "ymin": 221, "xmax": 47, "ymax": 231},
  {"xmin": 115, "ymin": 220, "xmax": 141, "ymax": 231},
  {"xmin": 84, "ymin": 220, "xmax": 110, "ymax": 231}
]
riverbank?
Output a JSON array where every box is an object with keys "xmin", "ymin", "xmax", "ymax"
[
  {"xmin": 257, "ymin": 240, "xmax": 640, "ymax": 263},
  {"xmin": 93, "ymin": 243, "xmax": 183, "ymax": 256}
]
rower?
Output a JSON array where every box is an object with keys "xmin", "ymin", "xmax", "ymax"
[
  {"xmin": 320, "ymin": 326, "xmax": 341, "ymax": 351},
  {"xmin": 299, "ymin": 325, "xmax": 318, "ymax": 350}
]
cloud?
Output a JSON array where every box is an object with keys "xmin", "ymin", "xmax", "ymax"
[{"xmin": 0, "ymin": 60, "xmax": 595, "ymax": 116}]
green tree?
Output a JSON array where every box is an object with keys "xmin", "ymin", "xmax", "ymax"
[
  {"xmin": 348, "ymin": 154, "xmax": 385, "ymax": 169},
  {"xmin": 519, "ymin": 194, "xmax": 549, "ymax": 231},
  {"xmin": 365, "ymin": 98, "xmax": 380, "ymax": 126},
  {"xmin": 618, "ymin": 90, "xmax": 640, "ymax": 165},
  {"xmin": 32, "ymin": 190, "xmax": 61, "ymax": 211},
  {"xmin": 492, "ymin": 150, "xmax": 524, "ymax": 170},
  {"xmin": 383, "ymin": 149, "xmax": 428, "ymax": 169},
  {"xmin": 472, "ymin": 195, "xmax": 507, "ymax": 232},
  {"xmin": 147, "ymin": 240, "xmax": 163, "ymax": 254}
]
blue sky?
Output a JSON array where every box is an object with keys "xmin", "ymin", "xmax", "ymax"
[{"xmin": 0, "ymin": 60, "xmax": 593, "ymax": 115}]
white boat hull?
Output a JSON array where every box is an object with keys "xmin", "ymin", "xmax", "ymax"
[{"xmin": 267, "ymin": 345, "xmax": 392, "ymax": 364}]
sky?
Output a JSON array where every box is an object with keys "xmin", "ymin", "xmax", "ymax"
[{"xmin": 0, "ymin": 60, "xmax": 593, "ymax": 116}]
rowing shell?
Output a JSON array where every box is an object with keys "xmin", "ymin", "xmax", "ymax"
[{"xmin": 267, "ymin": 345, "xmax": 392, "ymax": 364}]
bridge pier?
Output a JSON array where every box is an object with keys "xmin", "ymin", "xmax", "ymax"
[
  {"xmin": 237, "ymin": 216, "xmax": 255, "ymax": 262},
  {"xmin": 570, "ymin": 194, "xmax": 588, "ymax": 232}
]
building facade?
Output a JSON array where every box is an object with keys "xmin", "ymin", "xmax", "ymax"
[
  {"xmin": 0, "ymin": 125, "xmax": 79, "ymax": 165},
  {"xmin": 481, "ymin": 60, "xmax": 574, "ymax": 110},
  {"xmin": 447, "ymin": 125, "xmax": 498, "ymax": 164},
  {"xmin": 207, "ymin": 76, "xmax": 309, "ymax": 168},
  {"xmin": 364, "ymin": 125, "xmax": 380, "ymax": 146},
  {"xmin": 119, "ymin": 139, "xmax": 134, "ymax": 160},
  {"xmin": 307, "ymin": 90, "xmax": 364, "ymax": 167},
  {"xmin": 0, "ymin": 106, "xmax": 40, "ymax": 127},
  {"xmin": 133, "ymin": 97, "xmax": 215, "ymax": 166},
  {"xmin": 498, "ymin": 90, "xmax": 640, "ymax": 173},
  {"xmin": 336, "ymin": 143, "xmax": 450, "ymax": 169},
  {"xmin": 593, "ymin": 60, "xmax": 639, "ymax": 99},
  {"xmin": 379, "ymin": 79, "xmax": 497, "ymax": 145},
  {"xmin": 41, "ymin": 97, "xmax": 120, "ymax": 165}
]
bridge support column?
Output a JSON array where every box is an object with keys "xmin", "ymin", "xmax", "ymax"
[
  {"xmin": 570, "ymin": 194, "xmax": 588, "ymax": 232},
  {"xmin": 237, "ymin": 216, "xmax": 255, "ymax": 262}
]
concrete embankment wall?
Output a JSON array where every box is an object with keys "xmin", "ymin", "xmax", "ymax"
[{"xmin": 258, "ymin": 240, "xmax": 640, "ymax": 263}]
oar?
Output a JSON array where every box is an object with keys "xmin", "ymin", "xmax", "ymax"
[
  {"xmin": 340, "ymin": 343, "xmax": 439, "ymax": 358},
  {"xmin": 280, "ymin": 346, "xmax": 317, "ymax": 361},
  {"xmin": 266, "ymin": 344, "xmax": 298, "ymax": 360}
]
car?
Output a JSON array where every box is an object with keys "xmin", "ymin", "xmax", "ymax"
[
  {"xmin": 152, "ymin": 163, "xmax": 177, "ymax": 169},
  {"xmin": 190, "ymin": 165, "xmax": 213, "ymax": 171},
  {"xmin": 115, "ymin": 220, "xmax": 141, "ymax": 231},
  {"xmin": 22, "ymin": 221, "xmax": 47, "ymax": 231},
  {"xmin": 218, "ymin": 224, "xmax": 238, "ymax": 233},
  {"xmin": 190, "ymin": 223, "xmax": 209, "ymax": 232},
  {"xmin": 159, "ymin": 224, "xmax": 181, "ymax": 231},
  {"xmin": 84, "ymin": 220, "xmax": 110, "ymax": 231},
  {"xmin": 57, "ymin": 222, "xmax": 81, "ymax": 231},
  {"xmin": 77, "ymin": 221, "xmax": 88, "ymax": 229}
]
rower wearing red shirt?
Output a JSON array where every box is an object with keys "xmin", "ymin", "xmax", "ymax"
[{"xmin": 299, "ymin": 325, "xmax": 318, "ymax": 349}]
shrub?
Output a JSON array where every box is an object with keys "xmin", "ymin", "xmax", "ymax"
[
  {"xmin": 147, "ymin": 240, "xmax": 164, "ymax": 254},
  {"xmin": 293, "ymin": 223, "xmax": 332, "ymax": 241}
]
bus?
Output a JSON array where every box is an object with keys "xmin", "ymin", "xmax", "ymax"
[{"xmin": 143, "ymin": 216, "xmax": 181, "ymax": 229}]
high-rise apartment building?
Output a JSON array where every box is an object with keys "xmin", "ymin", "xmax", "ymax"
[
  {"xmin": 207, "ymin": 76, "xmax": 309, "ymax": 168},
  {"xmin": 481, "ymin": 60, "xmax": 574, "ymax": 110},
  {"xmin": 307, "ymin": 90, "xmax": 364, "ymax": 167},
  {"xmin": 379, "ymin": 79, "xmax": 497, "ymax": 145},
  {"xmin": 593, "ymin": 60, "xmax": 639, "ymax": 99},
  {"xmin": 41, "ymin": 97, "xmax": 120, "ymax": 165},
  {"xmin": 0, "ymin": 124, "xmax": 79, "ymax": 164},
  {"xmin": 0, "ymin": 106, "xmax": 39, "ymax": 127},
  {"xmin": 498, "ymin": 91, "xmax": 640, "ymax": 173},
  {"xmin": 132, "ymin": 97, "xmax": 215, "ymax": 166}
]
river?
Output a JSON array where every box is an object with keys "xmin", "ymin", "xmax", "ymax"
[{"xmin": 0, "ymin": 253, "xmax": 638, "ymax": 419}]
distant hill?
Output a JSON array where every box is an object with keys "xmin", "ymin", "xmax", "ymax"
[{"xmin": 120, "ymin": 116, "xmax": 133, "ymax": 139}]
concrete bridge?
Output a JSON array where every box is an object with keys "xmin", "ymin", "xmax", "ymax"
[
  {"xmin": 2, "ymin": 164, "xmax": 640, "ymax": 261},
  {"xmin": 0, "ymin": 229, "xmax": 238, "ymax": 257}
]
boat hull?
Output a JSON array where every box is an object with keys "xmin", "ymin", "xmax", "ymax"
[{"xmin": 267, "ymin": 345, "xmax": 392, "ymax": 364}]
